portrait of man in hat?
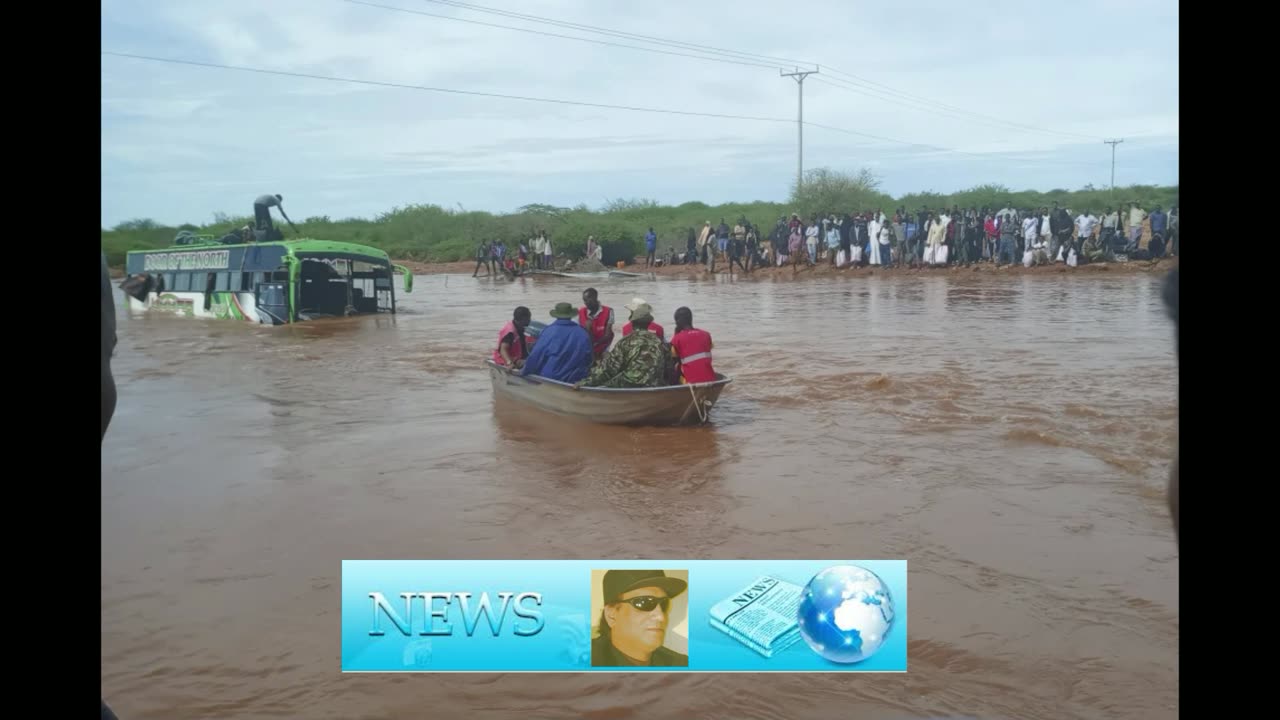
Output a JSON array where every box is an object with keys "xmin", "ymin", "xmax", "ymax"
[{"xmin": 591, "ymin": 569, "xmax": 689, "ymax": 667}]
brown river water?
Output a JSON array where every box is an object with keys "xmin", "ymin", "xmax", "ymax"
[{"xmin": 102, "ymin": 270, "xmax": 1179, "ymax": 720}]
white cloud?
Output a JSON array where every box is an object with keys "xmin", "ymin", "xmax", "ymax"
[{"xmin": 101, "ymin": 0, "xmax": 1178, "ymax": 226}]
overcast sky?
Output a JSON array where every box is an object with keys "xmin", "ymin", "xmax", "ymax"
[{"xmin": 101, "ymin": 0, "xmax": 1178, "ymax": 228}]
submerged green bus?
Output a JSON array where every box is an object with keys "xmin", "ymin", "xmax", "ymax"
[{"xmin": 122, "ymin": 236, "xmax": 413, "ymax": 325}]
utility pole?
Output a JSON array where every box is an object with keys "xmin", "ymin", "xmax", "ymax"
[
  {"xmin": 1104, "ymin": 139, "xmax": 1123, "ymax": 197},
  {"xmin": 781, "ymin": 67, "xmax": 819, "ymax": 191}
]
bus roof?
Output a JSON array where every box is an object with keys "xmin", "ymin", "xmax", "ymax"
[{"xmin": 126, "ymin": 237, "xmax": 391, "ymax": 262}]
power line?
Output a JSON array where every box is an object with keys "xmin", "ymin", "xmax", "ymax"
[
  {"xmin": 816, "ymin": 65, "xmax": 1101, "ymax": 142},
  {"xmin": 410, "ymin": 0, "xmax": 1101, "ymax": 142},
  {"xmin": 342, "ymin": 1, "xmax": 781, "ymax": 72},
  {"xmin": 369, "ymin": 0, "xmax": 1092, "ymax": 143},
  {"xmin": 811, "ymin": 76, "xmax": 1099, "ymax": 143},
  {"xmin": 100, "ymin": 51, "xmax": 793, "ymax": 123},
  {"xmin": 413, "ymin": 0, "xmax": 815, "ymax": 70},
  {"xmin": 100, "ymin": 51, "xmax": 1106, "ymax": 169},
  {"xmin": 806, "ymin": 122, "xmax": 1106, "ymax": 168}
]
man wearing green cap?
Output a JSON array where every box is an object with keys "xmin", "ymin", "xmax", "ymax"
[
  {"xmin": 592, "ymin": 569, "xmax": 689, "ymax": 667},
  {"xmin": 577, "ymin": 303, "xmax": 670, "ymax": 389},
  {"xmin": 518, "ymin": 302, "xmax": 594, "ymax": 383}
]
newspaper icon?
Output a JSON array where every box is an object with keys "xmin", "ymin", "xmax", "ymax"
[{"xmin": 708, "ymin": 575, "xmax": 805, "ymax": 658}]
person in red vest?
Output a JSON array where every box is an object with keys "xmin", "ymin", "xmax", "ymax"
[
  {"xmin": 578, "ymin": 288, "xmax": 614, "ymax": 361},
  {"xmin": 492, "ymin": 306, "xmax": 533, "ymax": 368},
  {"xmin": 669, "ymin": 306, "xmax": 715, "ymax": 384},
  {"xmin": 621, "ymin": 297, "xmax": 665, "ymax": 341}
]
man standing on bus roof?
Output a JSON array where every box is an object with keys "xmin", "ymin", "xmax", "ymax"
[{"xmin": 253, "ymin": 193, "xmax": 291, "ymax": 241}]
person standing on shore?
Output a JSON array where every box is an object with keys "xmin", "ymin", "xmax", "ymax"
[
  {"xmin": 473, "ymin": 239, "xmax": 492, "ymax": 277},
  {"xmin": 867, "ymin": 214, "xmax": 884, "ymax": 267},
  {"xmin": 1149, "ymin": 206, "xmax": 1168, "ymax": 255},
  {"xmin": 998, "ymin": 211, "xmax": 1019, "ymax": 265},
  {"xmin": 1051, "ymin": 203, "xmax": 1073, "ymax": 261},
  {"xmin": 542, "ymin": 231, "xmax": 553, "ymax": 269},
  {"xmin": 1127, "ymin": 202, "xmax": 1147, "ymax": 251},
  {"xmin": 984, "ymin": 212, "xmax": 999, "ymax": 263},
  {"xmin": 698, "ymin": 221, "xmax": 713, "ymax": 270},
  {"xmin": 1100, "ymin": 206, "xmax": 1120, "ymax": 254},
  {"xmin": 716, "ymin": 219, "xmax": 731, "ymax": 269},
  {"xmin": 892, "ymin": 212, "xmax": 907, "ymax": 266},
  {"xmin": 1039, "ymin": 207, "xmax": 1053, "ymax": 260},
  {"xmin": 745, "ymin": 224, "xmax": 760, "ymax": 272},
  {"xmin": 1022, "ymin": 212, "xmax": 1042, "ymax": 265},
  {"xmin": 644, "ymin": 227, "xmax": 658, "ymax": 269},
  {"xmin": 1074, "ymin": 209, "xmax": 1099, "ymax": 260},
  {"xmin": 785, "ymin": 222, "xmax": 801, "ymax": 268},
  {"xmin": 876, "ymin": 219, "xmax": 893, "ymax": 268}
]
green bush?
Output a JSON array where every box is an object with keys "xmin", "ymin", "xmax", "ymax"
[{"xmin": 101, "ymin": 171, "xmax": 1177, "ymax": 268}]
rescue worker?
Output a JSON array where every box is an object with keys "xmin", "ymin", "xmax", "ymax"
[
  {"xmin": 577, "ymin": 288, "xmax": 614, "ymax": 361},
  {"xmin": 577, "ymin": 303, "xmax": 669, "ymax": 389},
  {"xmin": 493, "ymin": 306, "xmax": 533, "ymax": 368},
  {"xmin": 620, "ymin": 297, "xmax": 665, "ymax": 341},
  {"xmin": 669, "ymin": 306, "xmax": 716, "ymax": 384}
]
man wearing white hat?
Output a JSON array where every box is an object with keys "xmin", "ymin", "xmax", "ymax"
[{"xmin": 621, "ymin": 297, "xmax": 665, "ymax": 341}]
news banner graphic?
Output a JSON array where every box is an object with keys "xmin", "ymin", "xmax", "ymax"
[{"xmin": 341, "ymin": 559, "xmax": 907, "ymax": 672}]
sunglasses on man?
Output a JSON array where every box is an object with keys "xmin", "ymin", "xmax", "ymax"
[{"xmin": 616, "ymin": 595, "xmax": 670, "ymax": 613}]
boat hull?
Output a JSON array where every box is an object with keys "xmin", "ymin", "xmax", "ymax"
[{"xmin": 486, "ymin": 360, "xmax": 730, "ymax": 426}]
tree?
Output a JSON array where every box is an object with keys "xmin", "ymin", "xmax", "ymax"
[
  {"xmin": 788, "ymin": 168, "xmax": 891, "ymax": 220},
  {"xmin": 112, "ymin": 218, "xmax": 158, "ymax": 231}
]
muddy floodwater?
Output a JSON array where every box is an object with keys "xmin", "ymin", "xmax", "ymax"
[{"xmin": 102, "ymin": 270, "xmax": 1178, "ymax": 720}]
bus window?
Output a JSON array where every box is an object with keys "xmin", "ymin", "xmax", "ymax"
[
  {"xmin": 257, "ymin": 283, "xmax": 286, "ymax": 308},
  {"xmin": 215, "ymin": 273, "xmax": 230, "ymax": 292},
  {"xmin": 174, "ymin": 273, "xmax": 191, "ymax": 291},
  {"xmin": 241, "ymin": 272, "xmax": 253, "ymax": 291}
]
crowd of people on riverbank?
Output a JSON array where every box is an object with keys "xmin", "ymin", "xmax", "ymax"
[
  {"xmin": 491, "ymin": 289, "xmax": 715, "ymax": 389},
  {"xmin": 469, "ymin": 201, "xmax": 1177, "ymax": 278},
  {"xmin": 664, "ymin": 202, "xmax": 1178, "ymax": 273}
]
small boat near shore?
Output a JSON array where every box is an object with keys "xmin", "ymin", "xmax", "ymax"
[
  {"xmin": 526, "ymin": 269, "xmax": 650, "ymax": 280},
  {"xmin": 486, "ymin": 359, "xmax": 731, "ymax": 426}
]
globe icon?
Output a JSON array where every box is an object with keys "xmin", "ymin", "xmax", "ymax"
[{"xmin": 797, "ymin": 564, "xmax": 895, "ymax": 664}]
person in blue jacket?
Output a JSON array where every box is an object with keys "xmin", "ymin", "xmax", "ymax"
[{"xmin": 520, "ymin": 302, "xmax": 594, "ymax": 383}]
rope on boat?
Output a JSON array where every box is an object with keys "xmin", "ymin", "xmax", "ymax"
[{"xmin": 689, "ymin": 383, "xmax": 710, "ymax": 424}]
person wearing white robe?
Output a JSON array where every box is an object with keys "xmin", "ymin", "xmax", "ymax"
[
  {"xmin": 1039, "ymin": 209, "xmax": 1053, "ymax": 257},
  {"xmin": 926, "ymin": 213, "xmax": 948, "ymax": 265},
  {"xmin": 807, "ymin": 221, "xmax": 821, "ymax": 264},
  {"xmin": 868, "ymin": 217, "xmax": 883, "ymax": 266},
  {"xmin": 1022, "ymin": 215, "xmax": 1046, "ymax": 266}
]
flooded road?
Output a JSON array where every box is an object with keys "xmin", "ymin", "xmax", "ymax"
[{"xmin": 102, "ymin": 270, "xmax": 1179, "ymax": 719}]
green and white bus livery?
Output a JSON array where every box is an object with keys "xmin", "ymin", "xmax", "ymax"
[{"xmin": 122, "ymin": 237, "xmax": 413, "ymax": 325}]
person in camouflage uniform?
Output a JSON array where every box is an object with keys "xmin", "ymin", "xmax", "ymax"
[{"xmin": 577, "ymin": 303, "xmax": 671, "ymax": 389}]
